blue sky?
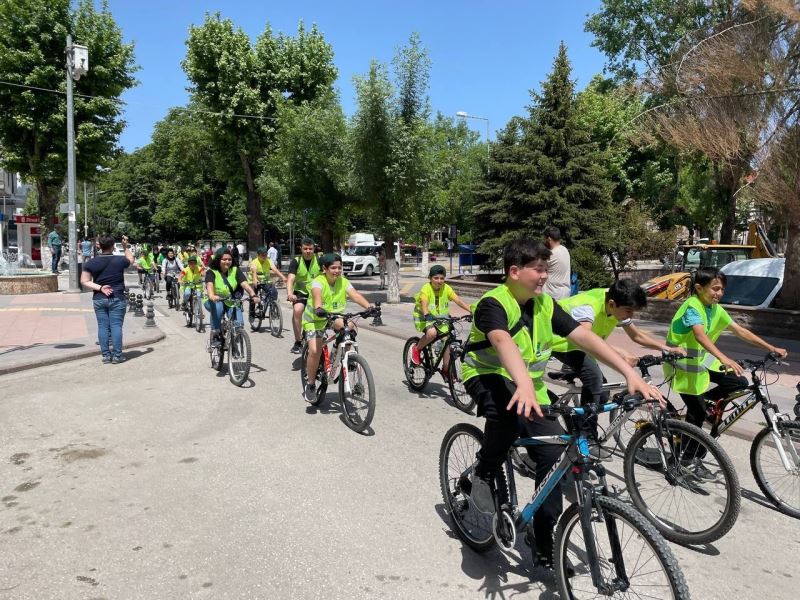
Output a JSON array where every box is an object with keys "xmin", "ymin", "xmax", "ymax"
[{"xmin": 107, "ymin": 0, "xmax": 608, "ymax": 151}]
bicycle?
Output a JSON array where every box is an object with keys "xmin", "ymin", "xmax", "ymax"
[
  {"xmin": 300, "ymin": 305, "xmax": 381, "ymax": 433},
  {"xmin": 167, "ymin": 275, "xmax": 181, "ymax": 310},
  {"xmin": 182, "ymin": 282, "xmax": 205, "ymax": 332},
  {"xmin": 249, "ymin": 281, "xmax": 283, "ymax": 337},
  {"xmin": 439, "ymin": 395, "xmax": 690, "ymax": 599},
  {"xmin": 692, "ymin": 352, "xmax": 800, "ymax": 519},
  {"xmin": 141, "ymin": 270, "xmax": 156, "ymax": 300},
  {"xmin": 206, "ymin": 298, "xmax": 252, "ymax": 387},
  {"xmin": 548, "ymin": 353, "xmax": 741, "ymax": 545},
  {"xmin": 402, "ymin": 314, "xmax": 474, "ymax": 413}
]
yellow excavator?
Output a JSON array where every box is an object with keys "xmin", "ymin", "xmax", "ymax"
[{"xmin": 642, "ymin": 221, "xmax": 778, "ymax": 300}]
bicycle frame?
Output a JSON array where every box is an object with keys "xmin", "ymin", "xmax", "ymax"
[
  {"xmin": 420, "ymin": 316, "xmax": 470, "ymax": 374},
  {"xmin": 503, "ymin": 401, "xmax": 631, "ymax": 590}
]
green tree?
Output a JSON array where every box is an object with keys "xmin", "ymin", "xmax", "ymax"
[
  {"xmin": 262, "ymin": 93, "xmax": 352, "ymax": 251},
  {"xmin": 0, "ymin": 0, "xmax": 137, "ymax": 229},
  {"xmin": 182, "ymin": 15, "xmax": 337, "ymax": 252},
  {"xmin": 474, "ymin": 43, "xmax": 614, "ymax": 286},
  {"xmin": 351, "ymin": 33, "xmax": 432, "ymax": 302}
]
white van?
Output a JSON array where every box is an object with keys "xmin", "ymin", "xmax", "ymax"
[{"xmin": 348, "ymin": 232, "xmax": 375, "ymax": 247}]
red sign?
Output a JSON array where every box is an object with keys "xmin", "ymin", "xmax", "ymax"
[
  {"xmin": 13, "ymin": 215, "xmax": 58, "ymax": 224},
  {"xmin": 31, "ymin": 227, "xmax": 41, "ymax": 235}
]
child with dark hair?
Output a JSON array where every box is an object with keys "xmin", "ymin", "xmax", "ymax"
[
  {"xmin": 460, "ymin": 239, "xmax": 661, "ymax": 568},
  {"xmin": 410, "ymin": 265, "xmax": 471, "ymax": 375},
  {"xmin": 551, "ymin": 278, "xmax": 679, "ymax": 408},
  {"xmin": 664, "ymin": 266, "xmax": 787, "ymax": 450}
]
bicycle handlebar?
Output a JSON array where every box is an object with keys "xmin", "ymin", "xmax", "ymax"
[
  {"xmin": 737, "ymin": 351, "xmax": 788, "ymax": 371},
  {"xmin": 636, "ymin": 351, "xmax": 684, "ymax": 370},
  {"xmin": 319, "ymin": 302, "xmax": 382, "ymax": 322},
  {"xmin": 540, "ymin": 392, "xmax": 648, "ymax": 419},
  {"xmin": 428, "ymin": 314, "xmax": 473, "ymax": 325}
]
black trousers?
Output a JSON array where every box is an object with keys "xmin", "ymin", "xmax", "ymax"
[
  {"xmin": 680, "ymin": 369, "xmax": 749, "ymax": 429},
  {"xmin": 466, "ymin": 374, "xmax": 564, "ymax": 553}
]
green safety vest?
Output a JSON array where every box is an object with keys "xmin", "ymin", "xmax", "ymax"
[
  {"xmin": 250, "ymin": 257, "xmax": 272, "ymax": 283},
  {"xmin": 412, "ymin": 282, "xmax": 454, "ymax": 331},
  {"xmin": 138, "ymin": 254, "xmax": 155, "ymax": 271},
  {"xmin": 551, "ymin": 288, "xmax": 617, "ymax": 353},
  {"xmin": 302, "ymin": 274, "xmax": 350, "ymax": 331},
  {"xmin": 293, "ymin": 255, "xmax": 320, "ymax": 295},
  {"xmin": 210, "ymin": 267, "xmax": 240, "ymax": 299},
  {"xmin": 181, "ymin": 266, "xmax": 203, "ymax": 285},
  {"xmin": 462, "ymin": 283, "xmax": 554, "ymax": 405},
  {"xmin": 663, "ymin": 295, "xmax": 732, "ymax": 394}
]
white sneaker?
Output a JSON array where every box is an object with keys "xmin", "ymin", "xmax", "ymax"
[{"xmin": 303, "ymin": 383, "xmax": 316, "ymax": 403}]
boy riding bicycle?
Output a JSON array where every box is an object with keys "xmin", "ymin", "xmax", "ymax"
[
  {"xmin": 410, "ymin": 265, "xmax": 472, "ymax": 378},
  {"xmin": 460, "ymin": 239, "xmax": 661, "ymax": 567},
  {"xmin": 249, "ymin": 245, "xmax": 287, "ymax": 318},
  {"xmin": 551, "ymin": 279, "xmax": 682, "ymax": 408}
]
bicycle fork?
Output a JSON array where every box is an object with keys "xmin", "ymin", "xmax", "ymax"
[{"xmin": 574, "ymin": 463, "xmax": 630, "ymax": 594}]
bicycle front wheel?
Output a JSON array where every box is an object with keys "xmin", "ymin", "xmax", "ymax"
[
  {"xmin": 268, "ymin": 301, "xmax": 283, "ymax": 337},
  {"xmin": 447, "ymin": 355, "xmax": 475, "ymax": 413},
  {"xmin": 751, "ymin": 420, "xmax": 800, "ymax": 519},
  {"xmin": 609, "ymin": 405, "xmax": 651, "ymax": 454},
  {"xmin": 228, "ymin": 328, "xmax": 251, "ymax": 386},
  {"xmin": 555, "ymin": 495, "xmax": 690, "ymax": 600},
  {"xmin": 624, "ymin": 419, "xmax": 740, "ymax": 545},
  {"xmin": 339, "ymin": 353, "xmax": 376, "ymax": 433},
  {"xmin": 184, "ymin": 296, "xmax": 193, "ymax": 327},
  {"xmin": 402, "ymin": 337, "xmax": 429, "ymax": 391},
  {"xmin": 438, "ymin": 423, "xmax": 494, "ymax": 552}
]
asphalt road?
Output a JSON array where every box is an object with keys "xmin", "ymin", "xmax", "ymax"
[{"xmin": 1, "ymin": 285, "xmax": 798, "ymax": 599}]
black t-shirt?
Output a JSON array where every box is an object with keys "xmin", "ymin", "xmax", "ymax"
[
  {"xmin": 84, "ymin": 254, "xmax": 130, "ymax": 300},
  {"xmin": 288, "ymin": 257, "xmax": 315, "ymax": 275},
  {"xmin": 473, "ymin": 297, "xmax": 579, "ymax": 339},
  {"xmin": 204, "ymin": 268, "xmax": 248, "ymax": 296}
]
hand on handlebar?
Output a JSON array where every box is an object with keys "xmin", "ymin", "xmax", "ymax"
[
  {"xmin": 287, "ymin": 293, "xmax": 297, "ymax": 303},
  {"xmin": 770, "ymin": 347, "xmax": 788, "ymax": 360},
  {"xmin": 722, "ymin": 356, "xmax": 745, "ymax": 377},
  {"xmin": 315, "ymin": 307, "xmax": 328, "ymax": 318},
  {"xmin": 626, "ymin": 375, "xmax": 665, "ymax": 408}
]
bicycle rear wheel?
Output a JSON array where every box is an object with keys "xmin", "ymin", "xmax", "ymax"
[
  {"xmin": 751, "ymin": 420, "xmax": 800, "ymax": 519},
  {"xmin": 172, "ymin": 282, "xmax": 181, "ymax": 311},
  {"xmin": 624, "ymin": 419, "xmax": 740, "ymax": 545},
  {"xmin": 438, "ymin": 423, "xmax": 495, "ymax": 551},
  {"xmin": 447, "ymin": 354, "xmax": 475, "ymax": 413},
  {"xmin": 609, "ymin": 405, "xmax": 650, "ymax": 454},
  {"xmin": 143, "ymin": 278, "xmax": 153, "ymax": 300},
  {"xmin": 268, "ymin": 300, "xmax": 283, "ymax": 337},
  {"xmin": 339, "ymin": 353, "xmax": 376, "ymax": 433},
  {"xmin": 555, "ymin": 495, "xmax": 689, "ymax": 600},
  {"xmin": 228, "ymin": 328, "xmax": 252, "ymax": 386},
  {"xmin": 402, "ymin": 336, "xmax": 429, "ymax": 391}
]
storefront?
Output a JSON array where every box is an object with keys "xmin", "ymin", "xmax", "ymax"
[{"xmin": 13, "ymin": 215, "xmax": 53, "ymax": 266}]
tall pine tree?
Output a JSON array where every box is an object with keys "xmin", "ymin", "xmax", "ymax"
[{"xmin": 475, "ymin": 42, "xmax": 614, "ymax": 286}]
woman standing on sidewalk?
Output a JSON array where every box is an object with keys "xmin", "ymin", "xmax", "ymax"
[{"xmin": 81, "ymin": 235, "xmax": 135, "ymax": 364}]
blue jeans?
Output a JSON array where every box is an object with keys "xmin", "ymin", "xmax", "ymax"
[
  {"xmin": 51, "ymin": 246, "xmax": 62, "ymax": 273},
  {"xmin": 204, "ymin": 300, "xmax": 243, "ymax": 331},
  {"xmin": 93, "ymin": 297, "xmax": 127, "ymax": 359}
]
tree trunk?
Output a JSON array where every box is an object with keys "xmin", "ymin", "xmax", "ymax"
[
  {"xmin": 384, "ymin": 233, "xmax": 400, "ymax": 303},
  {"xmin": 320, "ymin": 227, "xmax": 334, "ymax": 253},
  {"xmin": 239, "ymin": 151, "xmax": 263, "ymax": 252},
  {"xmin": 36, "ymin": 181, "xmax": 57, "ymax": 231},
  {"xmin": 202, "ymin": 192, "xmax": 210, "ymax": 233},
  {"xmin": 718, "ymin": 191, "xmax": 736, "ymax": 244},
  {"xmin": 775, "ymin": 218, "xmax": 800, "ymax": 310}
]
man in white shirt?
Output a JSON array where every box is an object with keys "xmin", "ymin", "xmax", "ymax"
[
  {"xmin": 267, "ymin": 242, "xmax": 278, "ymax": 265},
  {"xmin": 543, "ymin": 226, "xmax": 571, "ymax": 300}
]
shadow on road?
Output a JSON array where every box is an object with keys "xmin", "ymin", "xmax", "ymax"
[{"xmin": 432, "ymin": 503, "xmax": 558, "ymax": 599}]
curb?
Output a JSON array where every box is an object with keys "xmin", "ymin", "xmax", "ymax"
[{"xmin": 0, "ymin": 328, "xmax": 166, "ymax": 377}]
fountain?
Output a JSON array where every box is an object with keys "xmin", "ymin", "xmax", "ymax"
[{"xmin": 0, "ymin": 252, "xmax": 58, "ymax": 294}]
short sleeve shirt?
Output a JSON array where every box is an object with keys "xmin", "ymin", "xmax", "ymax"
[
  {"xmin": 569, "ymin": 304, "xmax": 632, "ymax": 328},
  {"xmin": 84, "ymin": 255, "xmax": 130, "ymax": 300},
  {"xmin": 474, "ymin": 297, "xmax": 580, "ymax": 338}
]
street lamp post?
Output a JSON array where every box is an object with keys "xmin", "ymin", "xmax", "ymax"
[
  {"xmin": 456, "ymin": 111, "xmax": 490, "ymax": 175},
  {"xmin": 65, "ymin": 35, "xmax": 89, "ymax": 292}
]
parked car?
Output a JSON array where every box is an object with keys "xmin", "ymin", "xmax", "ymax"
[
  {"xmin": 342, "ymin": 245, "xmax": 379, "ymax": 276},
  {"xmin": 720, "ymin": 258, "xmax": 784, "ymax": 309}
]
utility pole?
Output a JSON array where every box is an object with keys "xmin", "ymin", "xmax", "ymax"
[{"xmin": 65, "ymin": 35, "xmax": 88, "ymax": 292}]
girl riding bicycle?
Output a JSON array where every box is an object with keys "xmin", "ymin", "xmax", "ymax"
[
  {"xmin": 302, "ymin": 253, "xmax": 374, "ymax": 403},
  {"xmin": 204, "ymin": 248, "xmax": 259, "ymax": 348},
  {"xmin": 410, "ymin": 265, "xmax": 472, "ymax": 378},
  {"xmin": 664, "ymin": 266, "xmax": 788, "ymax": 434}
]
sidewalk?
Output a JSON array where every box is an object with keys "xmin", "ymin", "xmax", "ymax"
[{"xmin": 0, "ymin": 273, "xmax": 164, "ymax": 376}]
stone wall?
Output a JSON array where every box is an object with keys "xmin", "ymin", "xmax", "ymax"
[{"xmin": 0, "ymin": 274, "xmax": 59, "ymax": 295}]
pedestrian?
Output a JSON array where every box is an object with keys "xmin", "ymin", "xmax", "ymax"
[
  {"xmin": 80, "ymin": 237, "xmax": 93, "ymax": 262},
  {"xmin": 543, "ymin": 226, "xmax": 571, "ymax": 300},
  {"xmin": 267, "ymin": 242, "xmax": 278, "ymax": 265},
  {"xmin": 377, "ymin": 246, "xmax": 387, "ymax": 290},
  {"xmin": 445, "ymin": 237, "xmax": 454, "ymax": 258},
  {"xmin": 229, "ymin": 243, "xmax": 241, "ymax": 267},
  {"xmin": 47, "ymin": 226, "xmax": 63, "ymax": 274},
  {"xmin": 80, "ymin": 234, "xmax": 135, "ymax": 364}
]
